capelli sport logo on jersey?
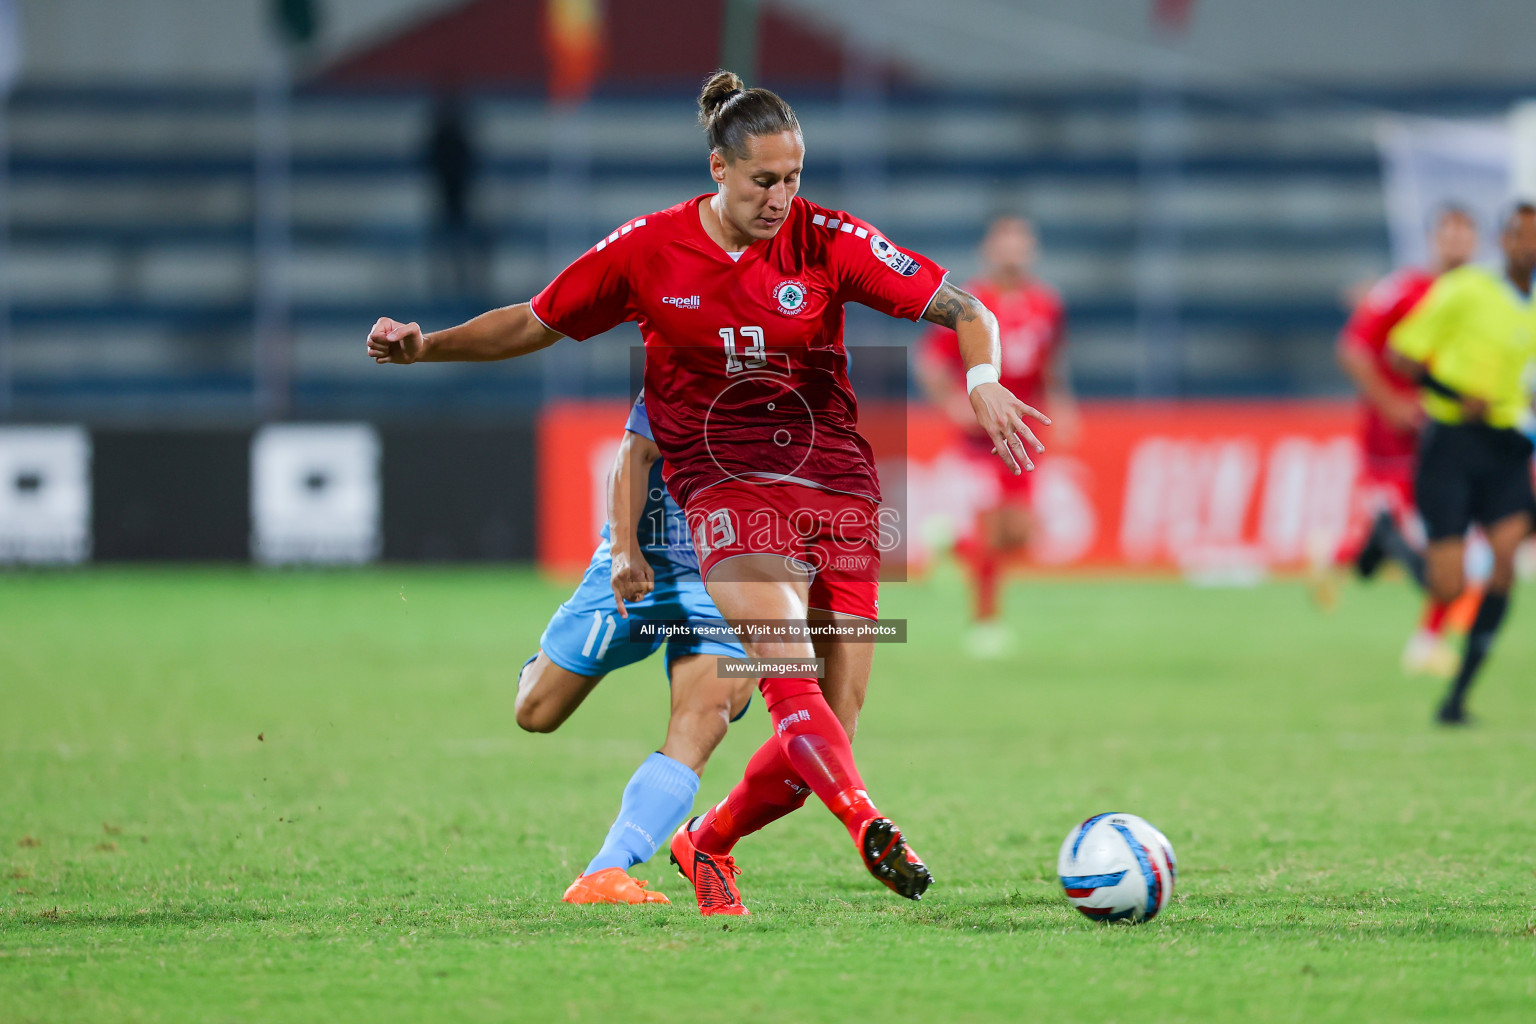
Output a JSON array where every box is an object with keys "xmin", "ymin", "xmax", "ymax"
[
  {"xmin": 773, "ymin": 280, "xmax": 809, "ymax": 316},
  {"xmin": 869, "ymin": 234, "xmax": 921, "ymax": 277},
  {"xmin": 662, "ymin": 295, "xmax": 701, "ymax": 309}
]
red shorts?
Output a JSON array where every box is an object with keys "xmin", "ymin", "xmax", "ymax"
[{"xmin": 686, "ymin": 479, "xmax": 881, "ymax": 620}]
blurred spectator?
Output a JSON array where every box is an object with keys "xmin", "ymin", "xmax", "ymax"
[{"xmin": 425, "ymin": 94, "xmax": 485, "ymax": 299}]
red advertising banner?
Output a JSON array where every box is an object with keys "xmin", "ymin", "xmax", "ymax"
[{"xmin": 538, "ymin": 400, "xmax": 1361, "ymax": 577}]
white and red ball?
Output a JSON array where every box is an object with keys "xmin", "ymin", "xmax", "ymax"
[{"xmin": 1057, "ymin": 812, "xmax": 1177, "ymax": 923}]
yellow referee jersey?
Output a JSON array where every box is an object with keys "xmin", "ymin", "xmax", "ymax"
[{"xmin": 1389, "ymin": 264, "xmax": 1536, "ymax": 428}]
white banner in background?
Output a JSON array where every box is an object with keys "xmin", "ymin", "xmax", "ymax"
[
  {"xmin": 251, "ymin": 424, "xmax": 381, "ymax": 566},
  {"xmin": 1513, "ymin": 101, "xmax": 1536, "ymax": 204},
  {"xmin": 1376, "ymin": 116, "xmax": 1511, "ymax": 270},
  {"xmin": 0, "ymin": 426, "xmax": 90, "ymax": 564},
  {"xmin": 0, "ymin": 0, "xmax": 20, "ymax": 97}
]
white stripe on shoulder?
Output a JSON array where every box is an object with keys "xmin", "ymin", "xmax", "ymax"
[{"xmin": 811, "ymin": 212, "xmax": 867, "ymax": 237}]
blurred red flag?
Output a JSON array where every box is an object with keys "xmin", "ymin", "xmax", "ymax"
[
  {"xmin": 1152, "ymin": 0, "xmax": 1196, "ymax": 32},
  {"xmin": 545, "ymin": 0, "xmax": 606, "ymax": 101}
]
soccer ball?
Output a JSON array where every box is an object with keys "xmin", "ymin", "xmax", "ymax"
[{"xmin": 1057, "ymin": 812, "xmax": 1177, "ymax": 923}]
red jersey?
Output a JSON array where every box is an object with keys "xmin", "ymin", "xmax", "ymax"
[
  {"xmin": 923, "ymin": 277, "xmax": 1064, "ymax": 436},
  {"xmin": 532, "ymin": 195, "xmax": 948, "ymax": 508},
  {"xmin": 1337, "ymin": 267, "xmax": 1434, "ymax": 462}
]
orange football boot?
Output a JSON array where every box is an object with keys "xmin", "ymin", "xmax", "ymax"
[
  {"xmin": 669, "ymin": 817, "xmax": 749, "ymax": 916},
  {"xmin": 561, "ymin": 867, "xmax": 670, "ymax": 905}
]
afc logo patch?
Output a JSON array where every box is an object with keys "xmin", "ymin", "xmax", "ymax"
[
  {"xmin": 773, "ymin": 279, "xmax": 809, "ymax": 316},
  {"xmin": 869, "ymin": 234, "xmax": 921, "ymax": 277}
]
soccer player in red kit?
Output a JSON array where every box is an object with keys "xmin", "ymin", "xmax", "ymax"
[
  {"xmin": 916, "ymin": 215, "xmax": 1078, "ymax": 656},
  {"xmin": 365, "ymin": 71, "xmax": 1047, "ymax": 915},
  {"xmin": 1325, "ymin": 205, "xmax": 1478, "ymax": 674}
]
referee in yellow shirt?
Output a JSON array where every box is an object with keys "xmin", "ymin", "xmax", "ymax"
[{"xmin": 1389, "ymin": 202, "xmax": 1536, "ymax": 724}]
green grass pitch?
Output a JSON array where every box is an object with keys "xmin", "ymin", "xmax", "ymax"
[{"xmin": 2, "ymin": 566, "xmax": 1533, "ymax": 1022}]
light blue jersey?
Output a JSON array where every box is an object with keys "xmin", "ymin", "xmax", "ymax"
[
  {"xmin": 538, "ymin": 393, "xmax": 745, "ymax": 686},
  {"xmin": 601, "ymin": 392, "xmax": 698, "ymax": 577}
]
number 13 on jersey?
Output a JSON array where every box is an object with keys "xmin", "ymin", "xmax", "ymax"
[{"xmin": 720, "ymin": 326, "xmax": 766, "ymax": 374}]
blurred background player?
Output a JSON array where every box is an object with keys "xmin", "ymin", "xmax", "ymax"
[
  {"xmin": 1389, "ymin": 202, "xmax": 1536, "ymax": 725},
  {"xmin": 916, "ymin": 215, "xmax": 1078, "ymax": 657},
  {"xmin": 515, "ymin": 393, "xmax": 753, "ymax": 904},
  {"xmin": 1323, "ymin": 205, "xmax": 1479, "ymax": 676}
]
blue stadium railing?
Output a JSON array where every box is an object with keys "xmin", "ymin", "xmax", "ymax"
[{"xmin": 6, "ymin": 82, "xmax": 1532, "ymax": 418}]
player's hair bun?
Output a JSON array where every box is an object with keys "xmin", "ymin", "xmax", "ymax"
[
  {"xmin": 697, "ymin": 69, "xmax": 800, "ymax": 161},
  {"xmin": 698, "ymin": 70, "xmax": 746, "ymax": 125}
]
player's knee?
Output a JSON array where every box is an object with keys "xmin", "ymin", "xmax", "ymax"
[
  {"xmin": 514, "ymin": 692, "xmax": 559, "ymax": 733},
  {"xmin": 1428, "ymin": 566, "xmax": 1463, "ymax": 604},
  {"xmin": 514, "ymin": 671, "xmax": 561, "ymax": 733},
  {"xmin": 1429, "ymin": 577, "xmax": 1461, "ymax": 605},
  {"xmin": 997, "ymin": 516, "xmax": 1032, "ymax": 551},
  {"xmin": 516, "ymin": 710, "xmax": 556, "ymax": 734}
]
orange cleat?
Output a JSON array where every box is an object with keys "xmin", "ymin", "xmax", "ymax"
[
  {"xmin": 858, "ymin": 817, "xmax": 933, "ymax": 900},
  {"xmin": 669, "ymin": 817, "xmax": 749, "ymax": 916},
  {"xmin": 561, "ymin": 867, "xmax": 670, "ymax": 905}
]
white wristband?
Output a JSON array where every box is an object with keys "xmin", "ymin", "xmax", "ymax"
[{"xmin": 965, "ymin": 364, "xmax": 1000, "ymax": 394}]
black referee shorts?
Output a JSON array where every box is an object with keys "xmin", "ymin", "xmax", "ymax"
[{"xmin": 1415, "ymin": 422, "xmax": 1536, "ymax": 542}]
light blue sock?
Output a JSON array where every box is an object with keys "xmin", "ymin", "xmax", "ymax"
[{"xmin": 583, "ymin": 752, "xmax": 700, "ymax": 876}]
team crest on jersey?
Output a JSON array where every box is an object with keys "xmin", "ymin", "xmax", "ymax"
[
  {"xmin": 869, "ymin": 234, "xmax": 921, "ymax": 277},
  {"xmin": 773, "ymin": 279, "xmax": 809, "ymax": 316}
]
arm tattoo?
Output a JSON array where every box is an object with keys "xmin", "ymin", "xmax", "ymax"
[{"xmin": 922, "ymin": 281, "xmax": 983, "ymax": 328}]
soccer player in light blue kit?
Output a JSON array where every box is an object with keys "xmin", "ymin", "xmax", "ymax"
[{"xmin": 515, "ymin": 392, "xmax": 754, "ymax": 904}]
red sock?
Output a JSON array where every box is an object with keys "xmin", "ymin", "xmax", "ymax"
[
  {"xmin": 972, "ymin": 547, "xmax": 999, "ymax": 620},
  {"xmin": 691, "ymin": 737, "xmax": 811, "ymax": 855},
  {"xmin": 1421, "ymin": 600, "xmax": 1449, "ymax": 636},
  {"xmin": 759, "ymin": 677, "xmax": 880, "ymax": 841}
]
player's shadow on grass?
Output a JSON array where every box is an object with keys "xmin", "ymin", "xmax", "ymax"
[
  {"xmin": 743, "ymin": 886, "xmax": 1075, "ymax": 933},
  {"xmin": 907, "ymin": 892, "xmax": 1084, "ymax": 933},
  {"xmin": 19, "ymin": 906, "xmax": 279, "ymax": 930},
  {"xmin": 17, "ymin": 893, "xmax": 1525, "ymax": 941},
  {"xmin": 879, "ymin": 892, "xmax": 1530, "ymax": 940}
]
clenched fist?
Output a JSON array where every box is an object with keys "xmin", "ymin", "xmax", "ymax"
[{"xmin": 367, "ymin": 318, "xmax": 428, "ymax": 364}]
